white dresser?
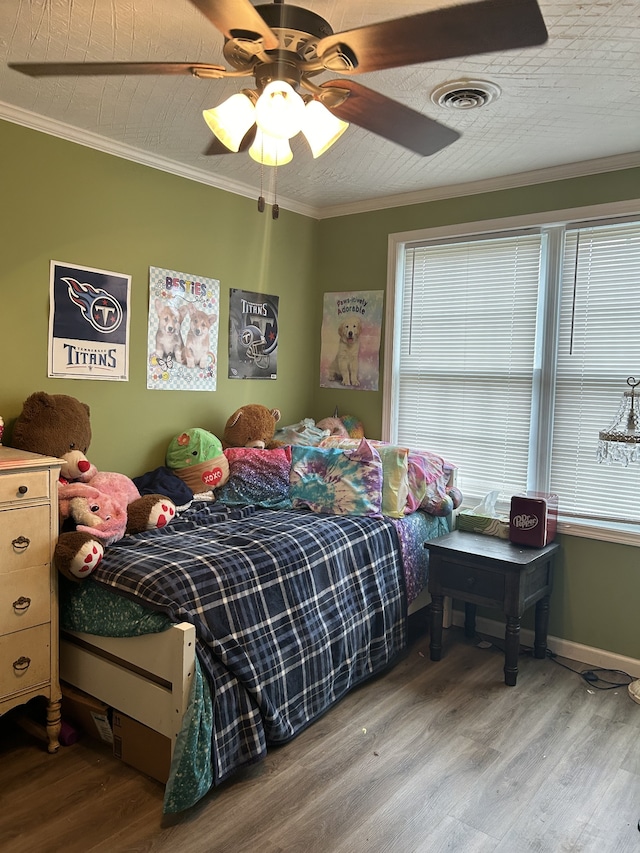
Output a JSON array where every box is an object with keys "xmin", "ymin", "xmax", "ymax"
[{"xmin": 0, "ymin": 446, "xmax": 62, "ymax": 752}]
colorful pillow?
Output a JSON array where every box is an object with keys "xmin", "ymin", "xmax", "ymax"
[
  {"xmin": 319, "ymin": 436, "xmax": 409, "ymax": 518},
  {"xmin": 216, "ymin": 447, "xmax": 292, "ymax": 509},
  {"xmin": 289, "ymin": 440, "xmax": 383, "ymax": 517},
  {"xmin": 406, "ymin": 450, "xmax": 460, "ymax": 516},
  {"xmin": 375, "ymin": 444, "xmax": 409, "ymax": 518}
]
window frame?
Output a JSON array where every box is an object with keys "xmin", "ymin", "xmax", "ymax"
[{"xmin": 383, "ymin": 198, "xmax": 640, "ymax": 548}]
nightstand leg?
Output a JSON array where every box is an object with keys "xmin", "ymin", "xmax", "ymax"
[
  {"xmin": 46, "ymin": 697, "xmax": 61, "ymax": 753},
  {"xmin": 429, "ymin": 595, "xmax": 444, "ymax": 661},
  {"xmin": 504, "ymin": 616, "xmax": 521, "ymax": 686},
  {"xmin": 464, "ymin": 602, "xmax": 477, "ymax": 638},
  {"xmin": 534, "ymin": 595, "xmax": 550, "ymax": 659}
]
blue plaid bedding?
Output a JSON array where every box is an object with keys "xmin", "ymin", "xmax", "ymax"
[{"xmin": 92, "ymin": 503, "xmax": 412, "ymax": 795}]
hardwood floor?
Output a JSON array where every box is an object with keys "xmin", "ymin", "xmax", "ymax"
[{"xmin": 2, "ymin": 628, "xmax": 640, "ymax": 853}]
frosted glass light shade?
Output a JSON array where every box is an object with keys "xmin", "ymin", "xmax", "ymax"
[
  {"xmin": 249, "ymin": 128, "xmax": 293, "ymax": 166},
  {"xmin": 302, "ymin": 100, "xmax": 349, "ymax": 158},
  {"xmin": 255, "ymin": 81, "xmax": 306, "ymax": 140},
  {"xmin": 203, "ymin": 93, "xmax": 256, "ymax": 152}
]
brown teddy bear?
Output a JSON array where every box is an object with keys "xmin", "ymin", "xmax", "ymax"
[
  {"xmin": 11, "ymin": 391, "xmax": 176, "ymax": 581},
  {"xmin": 222, "ymin": 404, "xmax": 282, "ymax": 450}
]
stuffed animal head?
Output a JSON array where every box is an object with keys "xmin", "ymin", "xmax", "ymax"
[
  {"xmin": 11, "ymin": 391, "xmax": 93, "ymax": 480},
  {"xmin": 222, "ymin": 405, "xmax": 281, "ymax": 450},
  {"xmin": 166, "ymin": 428, "xmax": 230, "ymax": 492},
  {"xmin": 316, "ymin": 413, "xmax": 364, "ymax": 440},
  {"xmin": 58, "ymin": 482, "xmax": 129, "ymax": 545}
]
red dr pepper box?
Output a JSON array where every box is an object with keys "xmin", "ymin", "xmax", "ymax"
[{"xmin": 509, "ymin": 492, "xmax": 558, "ymax": 547}]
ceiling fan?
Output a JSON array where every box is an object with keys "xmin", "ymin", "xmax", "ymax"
[{"xmin": 9, "ymin": 0, "xmax": 548, "ymax": 163}]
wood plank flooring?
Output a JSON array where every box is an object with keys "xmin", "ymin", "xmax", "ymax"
[{"xmin": 1, "ymin": 628, "xmax": 640, "ymax": 853}]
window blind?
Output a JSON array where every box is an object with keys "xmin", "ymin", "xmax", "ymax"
[
  {"xmin": 551, "ymin": 220, "xmax": 640, "ymax": 522},
  {"xmin": 397, "ymin": 232, "xmax": 542, "ymax": 500},
  {"xmin": 392, "ymin": 215, "xmax": 640, "ymax": 527}
]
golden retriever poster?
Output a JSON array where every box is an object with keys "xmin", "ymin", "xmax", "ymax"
[
  {"xmin": 147, "ymin": 266, "xmax": 220, "ymax": 391},
  {"xmin": 320, "ymin": 291, "xmax": 383, "ymax": 391}
]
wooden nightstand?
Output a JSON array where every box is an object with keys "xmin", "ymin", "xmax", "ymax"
[
  {"xmin": 0, "ymin": 446, "xmax": 62, "ymax": 751},
  {"xmin": 426, "ymin": 530, "xmax": 559, "ymax": 686}
]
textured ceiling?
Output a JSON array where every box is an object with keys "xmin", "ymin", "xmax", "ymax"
[{"xmin": 1, "ymin": 0, "xmax": 639, "ymax": 218}]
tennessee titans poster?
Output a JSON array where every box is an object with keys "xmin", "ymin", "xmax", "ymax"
[
  {"xmin": 228, "ymin": 288, "xmax": 279, "ymax": 380},
  {"xmin": 48, "ymin": 261, "xmax": 131, "ymax": 381}
]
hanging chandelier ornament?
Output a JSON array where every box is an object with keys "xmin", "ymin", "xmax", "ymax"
[{"xmin": 597, "ymin": 377, "xmax": 640, "ymax": 466}]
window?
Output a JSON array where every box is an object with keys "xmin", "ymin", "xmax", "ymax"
[{"xmin": 384, "ymin": 203, "xmax": 640, "ymax": 542}]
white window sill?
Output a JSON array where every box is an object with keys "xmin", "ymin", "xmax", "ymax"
[{"xmin": 557, "ymin": 517, "xmax": 640, "ymax": 547}]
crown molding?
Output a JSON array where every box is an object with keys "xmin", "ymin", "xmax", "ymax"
[
  {"xmin": 2, "ymin": 100, "xmax": 639, "ymax": 222},
  {"xmin": 0, "ymin": 101, "xmax": 317, "ymax": 219},
  {"xmin": 317, "ymin": 151, "xmax": 640, "ymax": 219}
]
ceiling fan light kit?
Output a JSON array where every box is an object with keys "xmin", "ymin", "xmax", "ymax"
[
  {"xmin": 249, "ymin": 127, "xmax": 293, "ymax": 166},
  {"xmin": 202, "ymin": 91, "xmax": 257, "ymax": 152},
  {"xmin": 8, "ymin": 0, "xmax": 549, "ymax": 200},
  {"xmin": 301, "ymin": 101, "xmax": 349, "ymax": 158}
]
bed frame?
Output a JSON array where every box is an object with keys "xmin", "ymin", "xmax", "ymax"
[
  {"xmin": 59, "ymin": 597, "xmax": 450, "ymax": 759},
  {"xmin": 60, "ymin": 623, "xmax": 196, "ymax": 755},
  {"xmin": 59, "ymin": 471, "xmax": 458, "ymax": 761}
]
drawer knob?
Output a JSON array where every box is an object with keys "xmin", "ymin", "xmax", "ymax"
[
  {"xmin": 18, "ymin": 485, "xmax": 28, "ymax": 495},
  {"xmin": 466, "ymin": 576, "xmax": 476, "ymax": 587},
  {"xmin": 13, "ymin": 596, "xmax": 32, "ymax": 613},
  {"xmin": 11, "ymin": 535, "xmax": 30, "ymax": 552},
  {"xmin": 13, "ymin": 656, "xmax": 31, "ymax": 673}
]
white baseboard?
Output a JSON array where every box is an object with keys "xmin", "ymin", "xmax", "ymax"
[{"xmin": 450, "ymin": 609, "xmax": 640, "ymax": 678}]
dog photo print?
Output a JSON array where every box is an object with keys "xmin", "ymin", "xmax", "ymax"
[
  {"xmin": 48, "ymin": 260, "xmax": 131, "ymax": 381},
  {"xmin": 320, "ymin": 290, "xmax": 383, "ymax": 391},
  {"xmin": 228, "ymin": 288, "xmax": 279, "ymax": 380},
  {"xmin": 147, "ymin": 266, "xmax": 220, "ymax": 391}
]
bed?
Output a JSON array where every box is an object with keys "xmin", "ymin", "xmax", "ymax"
[{"xmin": 57, "ymin": 443, "xmax": 457, "ymax": 813}]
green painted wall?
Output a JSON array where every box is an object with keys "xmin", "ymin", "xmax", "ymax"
[
  {"xmin": 314, "ymin": 172, "xmax": 640, "ymax": 662},
  {"xmin": 1, "ymin": 119, "xmax": 318, "ymax": 476},
  {"xmin": 2, "ymin": 115, "xmax": 638, "ymax": 662}
]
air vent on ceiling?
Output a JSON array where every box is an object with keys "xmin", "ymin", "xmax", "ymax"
[{"xmin": 431, "ymin": 80, "xmax": 502, "ymax": 110}]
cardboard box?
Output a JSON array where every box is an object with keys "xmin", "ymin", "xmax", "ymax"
[
  {"xmin": 61, "ymin": 682, "xmax": 113, "ymax": 744},
  {"xmin": 112, "ymin": 711, "xmax": 172, "ymax": 784},
  {"xmin": 509, "ymin": 492, "xmax": 558, "ymax": 547},
  {"xmin": 456, "ymin": 510, "xmax": 510, "ymax": 539}
]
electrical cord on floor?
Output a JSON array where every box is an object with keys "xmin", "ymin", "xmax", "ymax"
[
  {"xmin": 544, "ymin": 648, "xmax": 634, "ymax": 690},
  {"xmin": 473, "ymin": 632, "xmax": 634, "ymax": 689}
]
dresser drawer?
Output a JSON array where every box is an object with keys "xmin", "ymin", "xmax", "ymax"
[
  {"xmin": 0, "ymin": 623, "xmax": 51, "ymax": 699},
  {"xmin": 0, "ymin": 505, "xmax": 52, "ymax": 575},
  {"xmin": 0, "ymin": 469, "xmax": 50, "ymax": 506},
  {"xmin": 0, "ymin": 565, "xmax": 51, "ymax": 634}
]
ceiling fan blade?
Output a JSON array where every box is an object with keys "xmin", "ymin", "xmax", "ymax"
[
  {"xmin": 8, "ymin": 61, "xmax": 226, "ymax": 78},
  {"xmin": 320, "ymin": 80, "xmax": 460, "ymax": 157},
  {"xmin": 316, "ymin": 0, "xmax": 548, "ymax": 75},
  {"xmin": 203, "ymin": 125, "xmax": 256, "ymax": 155},
  {"xmin": 189, "ymin": 0, "xmax": 279, "ymax": 49}
]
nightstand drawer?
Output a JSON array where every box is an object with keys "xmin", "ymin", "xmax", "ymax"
[
  {"xmin": 0, "ymin": 469, "xmax": 50, "ymax": 506},
  {"xmin": 0, "ymin": 623, "xmax": 51, "ymax": 699},
  {"xmin": 438, "ymin": 561, "xmax": 505, "ymax": 603},
  {"xmin": 0, "ymin": 565, "xmax": 51, "ymax": 634},
  {"xmin": 0, "ymin": 505, "xmax": 52, "ymax": 575}
]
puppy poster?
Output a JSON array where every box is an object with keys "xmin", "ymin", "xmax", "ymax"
[
  {"xmin": 48, "ymin": 260, "xmax": 131, "ymax": 381},
  {"xmin": 147, "ymin": 266, "xmax": 220, "ymax": 391},
  {"xmin": 320, "ymin": 290, "xmax": 383, "ymax": 391}
]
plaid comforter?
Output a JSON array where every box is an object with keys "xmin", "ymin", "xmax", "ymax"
[{"xmin": 92, "ymin": 503, "xmax": 410, "ymax": 785}]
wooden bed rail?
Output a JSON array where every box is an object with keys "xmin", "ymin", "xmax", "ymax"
[{"xmin": 59, "ymin": 622, "xmax": 196, "ymax": 752}]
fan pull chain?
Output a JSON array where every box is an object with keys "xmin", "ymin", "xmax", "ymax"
[
  {"xmin": 258, "ymin": 151, "xmax": 265, "ymax": 213},
  {"xmin": 272, "ymin": 162, "xmax": 279, "ymax": 219}
]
